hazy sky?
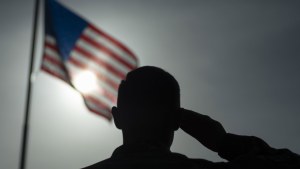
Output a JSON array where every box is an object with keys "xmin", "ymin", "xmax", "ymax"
[{"xmin": 0, "ymin": 0, "xmax": 299, "ymax": 168}]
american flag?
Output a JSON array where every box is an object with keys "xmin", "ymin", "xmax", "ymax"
[{"xmin": 41, "ymin": 0, "xmax": 138, "ymax": 120}]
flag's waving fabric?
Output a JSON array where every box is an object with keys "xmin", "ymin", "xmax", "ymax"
[{"xmin": 42, "ymin": 0, "xmax": 138, "ymax": 120}]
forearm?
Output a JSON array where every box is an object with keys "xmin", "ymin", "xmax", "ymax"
[
  {"xmin": 217, "ymin": 133, "xmax": 273, "ymax": 161},
  {"xmin": 219, "ymin": 134, "xmax": 300, "ymax": 168},
  {"xmin": 180, "ymin": 108, "xmax": 300, "ymax": 168},
  {"xmin": 180, "ymin": 109, "xmax": 226, "ymax": 152},
  {"xmin": 180, "ymin": 109, "xmax": 272, "ymax": 159}
]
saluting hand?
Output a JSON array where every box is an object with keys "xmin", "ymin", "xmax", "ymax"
[{"xmin": 179, "ymin": 108, "xmax": 226, "ymax": 152}]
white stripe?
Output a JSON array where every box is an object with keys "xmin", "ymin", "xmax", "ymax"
[
  {"xmin": 44, "ymin": 47, "xmax": 60, "ymax": 60},
  {"xmin": 88, "ymin": 91, "xmax": 115, "ymax": 109},
  {"xmin": 70, "ymin": 50, "xmax": 122, "ymax": 84},
  {"xmin": 84, "ymin": 27, "xmax": 137, "ymax": 67},
  {"xmin": 45, "ymin": 35, "xmax": 56, "ymax": 45},
  {"xmin": 65, "ymin": 62, "xmax": 118, "ymax": 96},
  {"xmin": 77, "ymin": 39, "xmax": 130, "ymax": 73},
  {"xmin": 85, "ymin": 99, "xmax": 111, "ymax": 117},
  {"xmin": 42, "ymin": 59, "xmax": 67, "ymax": 79}
]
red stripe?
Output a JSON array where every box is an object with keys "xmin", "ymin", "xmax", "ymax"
[
  {"xmin": 97, "ymin": 89, "xmax": 117, "ymax": 104},
  {"xmin": 43, "ymin": 54, "xmax": 65, "ymax": 70},
  {"xmin": 41, "ymin": 65, "xmax": 67, "ymax": 82},
  {"xmin": 68, "ymin": 57, "xmax": 119, "ymax": 90},
  {"xmin": 81, "ymin": 34, "xmax": 135, "ymax": 70},
  {"xmin": 84, "ymin": 95, "xmax": 112, "ymax": 112},
  {"xmin": 88, "ymin": 24, "xmax": 138, "ymax": 62},
  {"xmin": 87, "ymin": 106, "xmax": 112, "ymax": 120},
  {"xmin": 45, "ymin": 42, "xmax": 58, "ymax": 52},
  {"xmin": 73, "ymin": 45, "xmax": 126, "ymax": 79}
]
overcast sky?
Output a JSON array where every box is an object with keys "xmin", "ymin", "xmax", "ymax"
[{"xmin": 0, "ymin": 0, "xmax": 300, "ymax": 168}]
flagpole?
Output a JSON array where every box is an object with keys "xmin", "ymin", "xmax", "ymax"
[{"xmin": 20, "ymin": 0, "xmax": 40, "ymax": 169}]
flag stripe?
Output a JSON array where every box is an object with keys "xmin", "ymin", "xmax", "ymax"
[
  {"xmin": 83, "ymin": 29, "xmax": 136, "ymax": 69},
  {"xmin": 87, "ymin": 90, "xmax": 115, "ymax": 107},
  {"xmin": 73, "ymin": 45, "xmax": 126, "ymax": 79},
  {"xmin": 45, "ymin": 35, "xmax": 56, "ymax": 45},
  {"xmin": 84, "ymin": 95, "xmax": 112, "ymax": 113},
  {"xmin": 42, "ymin": 35, "xmax": 68, "ymax": 81},
  {"xmin": 70, "ymin": 50, "xmax": 121, "ymax": 84},
  {"xmin": 81, "ymin": 33, "xmax": 135, "ymax": 70},
  {"xmin": 41, "ymin": 61, "xmax": 67, "ymax": 81},
  {"xmin": 85, "ymin": 95, "xmax": 112, "ymax": 111},
  {"xmin": 97, "ymin": 89, "xmax": 116, "ymax": 104},
  {"xmin": 66, "ymin": 60, "xmax": 117, "ymax": 103},
  {"xmin": 41, "ymin": 66, "xmax": 66, "ymax": 81},
  {"xmin": 43, "ymin": 54, "xmax": 65, "ymax": 70},
  {"xmin": 77, "ymin": 38, "xmax": 130, "ymax": 73},
  {"xmin": 67, "ymin": 56, "xmax": 118, "ymax": 96},
  {"xmin": 66, "ymin": 63, "xmax": 117, "ymax": 105},
  {"xmin": 67, "ymin": 56, "xmax": 119, "ymax": 90},
  {"xmin": 66, "ymin": 62, "xmax": 118, "ymax": 96},
  {"xmin": 45, "ymin": 43, "xmax": 58, "ymax": 52},
  {"xmin": 44, "ymin": 45, "xmax": 60, "ymax": 59},
  {"xmin": 88, "ymin": 24, "xmax": 137, "ymax": 61},
  {"xmin": 84, "ymin": 99, "xmax": 112, "ymax": 119}
]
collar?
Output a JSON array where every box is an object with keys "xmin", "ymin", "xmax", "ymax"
[{"xmin": 111, "ymin": 142, "xmax": 184, "ymax": 159}]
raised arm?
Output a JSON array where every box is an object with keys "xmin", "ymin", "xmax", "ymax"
[
  {"xmin": 179, "ymin": 108, "xmax": 300, "ymax": 168},
  {"xmin": 179, "ymin": 108, "xmax": 277, "ymax": 159},
  {"xmin": 179, "ymin": 108, "xmax": 226, "ymax": 152}
]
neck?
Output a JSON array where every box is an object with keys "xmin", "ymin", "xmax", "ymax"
[{"xmin": 121, "ymin": 130, "xmax": 174, "ymax": 150}]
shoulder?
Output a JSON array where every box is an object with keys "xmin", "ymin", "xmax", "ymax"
[
  {"xmin": 82, "ymin": 155, "xmax": 228, "ymax": 169},
  {"xmin": 82, "ymin": 158, "xmax": 113, "ymax": 169}
]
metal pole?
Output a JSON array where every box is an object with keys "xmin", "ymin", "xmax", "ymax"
[{"xmin": 19, "ymin": 0, "xmax": 40, "ymax": 169}]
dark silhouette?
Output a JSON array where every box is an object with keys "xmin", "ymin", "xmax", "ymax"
[{"xmin": 84, "ymin": 66, "xmax": 300, "ymax": 169}]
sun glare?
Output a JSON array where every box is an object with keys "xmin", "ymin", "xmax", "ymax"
[{"xmin": 73, "ymin": 71, "xmax": 98, "ymax": 94}]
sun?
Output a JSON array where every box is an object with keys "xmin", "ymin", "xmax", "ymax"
[{"xmin": 73, "ymin": 70, "xmax": 98, "ymax": 94}]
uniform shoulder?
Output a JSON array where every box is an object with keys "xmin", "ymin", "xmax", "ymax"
[{"xmin": 82, "ymin": 158, "xmax": 112, "ymax": 169}]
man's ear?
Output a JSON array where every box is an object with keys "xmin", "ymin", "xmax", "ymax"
[{"xmin": 112, "ymin": 106, "xmax": 122, "ymax": 129}]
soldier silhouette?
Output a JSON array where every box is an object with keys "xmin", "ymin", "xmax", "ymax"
[{"xmin": 84, "ymin": 66, "xmax": 300, "ymax": 169}]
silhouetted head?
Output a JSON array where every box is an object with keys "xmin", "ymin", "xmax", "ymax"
[{"xmin": 112, "ymin": 66, "xmax": 180, "ymax": 148}]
